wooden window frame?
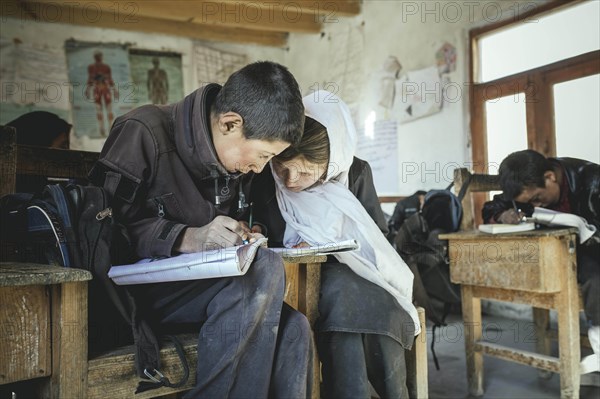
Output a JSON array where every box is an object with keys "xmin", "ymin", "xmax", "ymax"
[{"xmin": 468, "ymin": 0, "xmax": 600, "ymax": 224}]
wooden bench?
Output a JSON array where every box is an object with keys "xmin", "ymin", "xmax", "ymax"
[
  {"xmin": 1, "ymin": 125, "xmax": 428, "ymax": 398},
  {"xmin": 441, "ymin": 168, "xmax": 587, "ymax": 399}
]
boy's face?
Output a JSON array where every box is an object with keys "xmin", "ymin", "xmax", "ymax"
[
  {"xmin": 212, "ymin": 112, "xmax": 289, "ymax": 174},
  {"xmin": 272, "ymin": 156, "xmax": 327, "ymax": 192},
  {"xmin": 513, "ymin": 171, "xmax": 561, "ymax": 208}
]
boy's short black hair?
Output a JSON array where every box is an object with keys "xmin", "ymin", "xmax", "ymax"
[
  {"xmin": 212, "ymin": 61, "xmax": 304, "ymax": 145},
  {"xmin": 499, "ymin": 149, "xmax": 554, "ymax": 199}
]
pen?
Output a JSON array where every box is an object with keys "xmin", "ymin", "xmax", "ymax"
[
  {"xmin": 248, "ymin": 202, "xmax": 254, "ymax": 229},
  {"xmin": 242, "ymin": 203, "xmax": 254, "ymax": 245},
  {"xmin": 512, "ymin": 200, "xmax": 529, "ymax": 223}
]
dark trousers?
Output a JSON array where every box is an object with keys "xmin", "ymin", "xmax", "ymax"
[
  {"xmin": 317, "ymin": 331, "xmax": 408, "ymax": 399},
  {"xmin": 136, "ymin": 248, "xmax": 313, "ymax": 398},
  {"xmin": 578, "ymin": 243, "xmax": 600, "ymax": 326}
]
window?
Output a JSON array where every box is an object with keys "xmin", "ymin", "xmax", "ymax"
[
  {"xmin": 469, "ymin": 0, "xmax": 600, "ymax": 224},
  {"xmin": 477, "ymin": 1, "xmax": 600, "ymax": 82}
]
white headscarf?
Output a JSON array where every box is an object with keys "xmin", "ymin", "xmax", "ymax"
[{"xmin": 273, "ymin": 90, "xmax": 420, "ymax": 335}]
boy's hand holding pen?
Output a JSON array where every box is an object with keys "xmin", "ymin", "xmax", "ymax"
[
  {"xmin": 497, "ymin": 201, "xmax": 527, "ymax": 224},
  {"xmin": 241, "ymin": 202, "xmax": 263, "ymax": 244}
]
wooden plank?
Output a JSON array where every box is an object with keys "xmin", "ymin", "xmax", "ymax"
[
  {"xmin": 0, "ymin": 285, "xmax": 51, "ymax": 384},
  {"xmin": 556, "ymin": 234, "xmax": 580, "ymax": 398},
  {"xmin": 378, "ymin": 196, "xmax": 405, "ymax": 204},
  {"xmin": 282, "ymin": 260, "xmax": 322, "ymax": 399},
  {"xmin": 455, "ymin": 168, "xmax": 475, "ymax": 231},
  {"xmin": 406, "ymin": 308, "xmax": 427, "ymax": 399},
  {"xmin": 0, "ymin": 126, "xmax": 17, "ymax": 197},
  {"xmin": 447, "ymin": 236, "xmax": 563, "ymax": 293},
  {"xmin": 462, "ymin": 285, "xmax": 484, "ymax": 396},
  {"xmin": 475, "ymin": 341, "xmax": 560, "ymax": 373},
  {"xmin": 441, "ymin": 227, "xmax": 577, "ymax": 241},
  {"xmin": 48, "ymin": 281, "xmax": 89, "ymax": 398},
  {"xmin": 29, "ymin": 0, "xmax": 322, "ymax": 33},
  {"xmin": 283, "ymin": 262, "xmax": 300, "ymax": 310},
  {"xmin": 222, "ymin": 0, "xmax": 361, "ymax": 16},
  {"xmin": 468, "ymin": 173, "xmax": 500, "ymax": 193},
  {"xmin": 16, "ymin": 145, "xmax": 98, "ymax": 179},
  {"xmin": 87, "ymin": 334, "xmax": 198, "ymax": 399},
  {"xmin": 0, "ymin": 263, "xmax": 92, "ymax": 287},
  {"xmin": 469, "ymin": 286, "xmax": 557, "ymax": 309},
  {"xmin": 5, "ymin": 1, "xmax": 288, "ymax": 47}
]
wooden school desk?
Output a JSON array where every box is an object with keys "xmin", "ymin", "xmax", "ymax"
[{"xmin": 440, "ymin": 228, "xmax": 581, "ymax": 399}]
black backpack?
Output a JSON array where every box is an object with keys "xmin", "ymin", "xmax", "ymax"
[
  {"xmin": 394, "ymin": 179, "xmax": 470, "ymax": 368},
  {"xmin": 0, "ymin": 183, "xmax": 188, "ymax": 393}
]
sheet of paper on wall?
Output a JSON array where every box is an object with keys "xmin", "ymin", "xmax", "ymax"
[
  {"xmin": 394, "ymin": 66, "xmax": 442, "ymax": 124},
  {"xmin": 356, "ymin": 120, "xmax": 399, "ymax": 195}
]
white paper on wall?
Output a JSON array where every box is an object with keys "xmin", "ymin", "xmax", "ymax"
[
  {"xmin": 356, "ymin": 119, "xmax": 399, "ymax": 195},
  {"xmin": 394, "ymin": 66, "xmax": 442, "ymax": 124}
]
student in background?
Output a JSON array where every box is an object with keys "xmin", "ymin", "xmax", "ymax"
[
  {"xmin": 482, "ymin": 149, "xmax": 600, "ymax": 376},
  {"xmin": 89, "ymin": 61, "xmax": 313, "ymax": 398},
  {"xmin": 6, "ymin": 111, "xmax": 72, "ymax": 193},
  {"xmin": 251, "ymin": 91, "xmax": 419, "ymax": 398},
  {"xmin": 6, "ymin": 111, "xmax": 71, "ymax": 149}
]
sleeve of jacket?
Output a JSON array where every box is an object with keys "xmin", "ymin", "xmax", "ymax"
[
  {"xmin": 89, "ymin": 117, "xmax": 187, "ymax": 258},
  {"xmin": 349, "ymin": 158, "xmax": 389, "ymax": 235},
  {"xmin": 482, "ymin": 194, "xmax": 534, "ymax": 224}
]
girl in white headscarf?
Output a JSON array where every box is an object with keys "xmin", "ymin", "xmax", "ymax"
[{"xmin": 251, "ymin": 91, "xmax": 419, "ymax": 397}]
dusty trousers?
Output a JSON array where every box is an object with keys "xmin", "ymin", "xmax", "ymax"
[{"xmin": 134, "ymin": 248, "xmax": 314, "ymax": 398}]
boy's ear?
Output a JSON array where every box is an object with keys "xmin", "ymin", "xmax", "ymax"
[
  {"xmin": 544, "ymin": 170, "xmax": 557, "ymax": 183},
  {"xmin": 217, "ymin": 112, "xmax": 244, "ymax": 134}
]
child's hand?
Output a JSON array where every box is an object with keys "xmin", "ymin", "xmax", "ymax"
[
  {"xmin": 497, "ymin": 209, "xmax": 525, "ymax": 224},
  {"xmin": 247, "ymin": 232, "xmax": 265, "ymax": 243}
]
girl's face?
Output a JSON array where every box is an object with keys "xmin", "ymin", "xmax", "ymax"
[{"xmin": 272, "ymin": 156, "xmax": 327, "ymax": 192}]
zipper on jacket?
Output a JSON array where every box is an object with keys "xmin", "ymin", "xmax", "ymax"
[
  {"xmin": 96, "ymin": 207, "xmax": 112, "ymax": 220},
  {"xmin": 154, "ymin": 198, "xmax": 165, "ymax": 218},
  {"xmin": 89, "ymin": 189, "xmax": 109, "ymax": 270}
]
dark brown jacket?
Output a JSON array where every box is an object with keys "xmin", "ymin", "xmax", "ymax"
[{"xmin": 89, "ymin": 84, "xmax": 253, "ymax": 258}]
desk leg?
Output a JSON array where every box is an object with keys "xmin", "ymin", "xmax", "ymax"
[
  {"xmin": 46, "ymin": 281, "xmax": 89, "ymax": 399},
  {"xmin": 462, "ymin": 285, "xmax": 483, "ymax": 396},
  {"xmin": 533, "ymin": 307, "xmax": 552, "ymax": 379},
  {"xmin": 557, "ymin": 237, "xmax": 580, "ymax": 399},
  {"xmin": 284, "ymin": 262, "xmax": 321, "ymax": 399}
]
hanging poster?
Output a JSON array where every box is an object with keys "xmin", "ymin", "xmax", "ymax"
[
  {"xmin": 65, "ymin": 40, "xmax": 133, "ymax": 138},
  {"xmin": 129, "ymin": 49, "xmax": 184, "ymax": 106}
]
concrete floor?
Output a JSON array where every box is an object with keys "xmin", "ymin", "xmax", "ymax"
[{"xmin": 425, "ymin": 312, "xmax": 600, "ymax": 399}]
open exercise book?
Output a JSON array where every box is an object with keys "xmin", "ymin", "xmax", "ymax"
[
  {"xmin": 478, "ymin": 222, "xmax": 536, "ymax": 234},
  {"xmin": 108, "ymin": 238, "xmax": 360, "ymax": 285},
  {"xmin": 478, "ymin": 208, "xmax": 596, "ymax": 244},
  {"xmin": 269, "ymin": 239, "xmax": 359, "ymax": 257},
  {"xmin": 109, "ymin": 237, "xmax": 269, "ymax": 285}
]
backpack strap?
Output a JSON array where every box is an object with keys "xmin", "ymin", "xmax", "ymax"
[
  {"xmin": 135, "ymin": 335, "xmax": 190, "ymax": 394},
  {"xmin": 456, "ymin": 174, "xmax": 472, "ymax": 201}
]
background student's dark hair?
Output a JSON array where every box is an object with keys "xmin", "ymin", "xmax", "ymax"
[
  {"xmin": 6, "ymin": 111, "xmax": 71, "ymax": 149},
  {"xmin": 276, "ymin": 116, "xmax": 329, "ymax": 165},
  {"xmin": 212, "ymin": 61, "xmax": 305, "ymax": 145},
  {"xmin": 499, "ymin": 149, "xmax": 554, "ymax": 199}
]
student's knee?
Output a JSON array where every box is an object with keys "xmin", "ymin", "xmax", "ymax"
[
  {"xmin": 282, "ymin": 306, "xmax": 312, "ymax": 345},
  {"xmin": 247, "ymin": 247, "xmax": 286, "ymax": 294}
]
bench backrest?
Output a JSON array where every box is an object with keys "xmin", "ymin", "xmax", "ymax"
[
  {"xmin": 453, "ymin": 168, "xmax": 501, "ymax": 230},
  {"xmin": 0, "ymin": 125, "xmax": 99, "ymax": 197}
]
